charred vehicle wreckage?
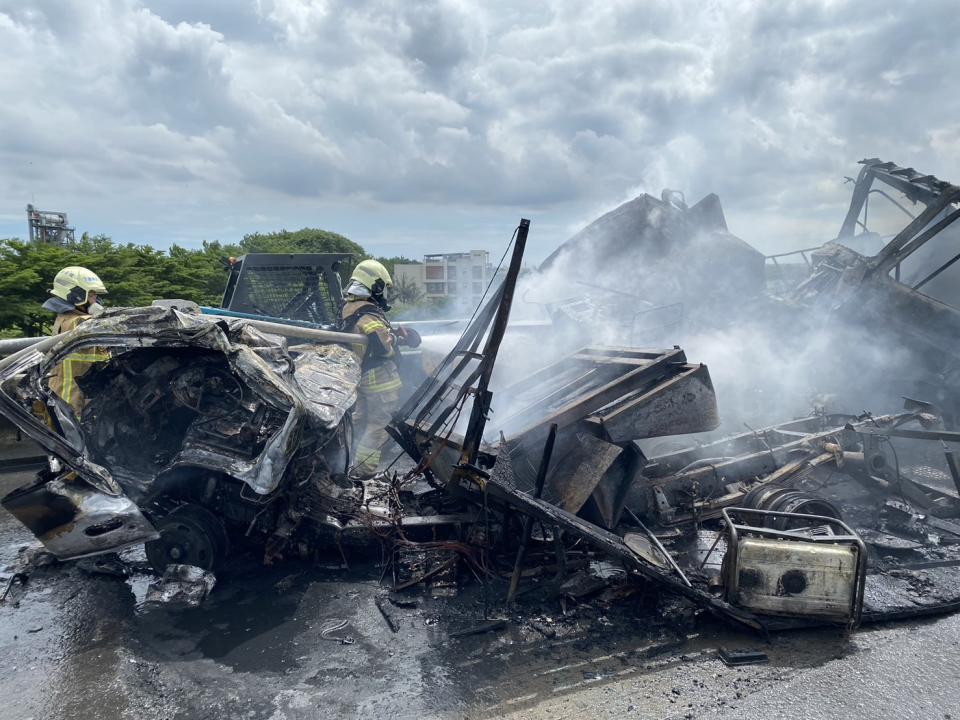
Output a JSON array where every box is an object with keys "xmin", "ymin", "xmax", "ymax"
[
  {"xmin": 1, "ymin": 161, "xmax": 960, "ymax": 635},
  {"xmin": 0, "ymin": 305, "xmax": 368, "ymax": 570}
]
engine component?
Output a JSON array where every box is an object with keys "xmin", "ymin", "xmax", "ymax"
[{"xmin": 742, "ymin": 486, "xmax": 842, "ymax": 530}]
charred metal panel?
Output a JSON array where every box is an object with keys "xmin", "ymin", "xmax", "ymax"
[
  {"xmin": 2, "ymin": 473, "xmax": 158, "ymax": 560},
  {"xmin": 592, "ymin": 363, "xmax": 719, "ymax": 443},
  {"xmin": 537, "ymin": 433, "xmax": 622, "ymax": 514},
  {"xmin": 494, "ymin": 348, "xmax": 718, "ymax": 443},
  {"xmin": 487, "ymin": 349, "xmax": 718, "ymax": 529},
  {"xmin": 393, "ymin": 345, "xmax": 719, "ymax": 530}
]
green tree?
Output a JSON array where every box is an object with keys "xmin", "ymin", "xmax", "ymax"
[
  {"xmin": 239, "ymin": 227, "xmax": 365, "ymax": 257},
  {"xmin": 0, "ymin": 236, "xmax": 243, "ymax": 336},
  {"xmin": 239, "ymin": 228, "xmax": 368, "ymax": 283},
  {"xmin": 0, "ymin": 226, "xmax": 375, "ymax": 337},
  {"xmin": 237, "ymin": 228, "xmax": 418, "ymax": 285}
]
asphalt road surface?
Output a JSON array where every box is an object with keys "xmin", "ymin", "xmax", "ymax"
[{"xmin": 1, "ymin": 469, "xmax": 958, "ymax": 720}]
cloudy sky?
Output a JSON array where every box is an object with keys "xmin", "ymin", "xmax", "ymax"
[{"xmin": 1, "ymin": 0, "xmax": 958, "ymax": 262}]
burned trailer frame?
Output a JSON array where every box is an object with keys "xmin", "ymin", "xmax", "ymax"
[
  {"xmin": 768, "ymin": 158, "xmax": 960, "ymax": 308},
  {"xmin": 491, "ymin": 347, "xmax": 719, "ymax": 529},
  {"xmin": 633, "ymin": 411, "xmax": 955, "ymax": 526},
  {"xmin": 388, "ymin": 219, "xmax": 721, "ymax": 530},
  {"xmin": 634, "ymin": 405, "xmax": 960, "ymax": 628},
  {"xmin": 386, "ymin": 219, "xmax": 778, "ymax": 631},
  {"xmin": 784, "ymin": 159, "xmax": 960, "ymax": 414},
  {"xmin": 388, "ymin": 226, "xmax": 960, "ymax": 632},
  {"xmin": 393, "ymin": 347, "xmax": 720, "ymax": 529},
  {"xmin": 838, "ymin": 158, "xmax": 960, "ymax": 280}
]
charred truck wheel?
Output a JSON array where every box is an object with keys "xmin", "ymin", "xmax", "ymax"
[{"xmin": 145, "ymin": 504, "xmax": 230, "ymax": 573}]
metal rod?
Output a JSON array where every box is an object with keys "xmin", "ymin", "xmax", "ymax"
[
  {"xmin": 0, "ymin": 336, "xmax": 44, "ymax": 357},
  {"xmin": 763, "ymin": 246, "xmax": 823, "ymax": 260},
  {"xmin": 838, "ymin": 163, "xmax": 874, "ymax": 238},
  {"xmin": 554, "ymin": 527, "xmax": 566, "ymax": 579},
  {"xmin": 867, "ymin": 188, "xmax": 916, "ymax": 221},
  {"xmin": 458, "ymin": 219, "xmax": 530, "ymax": 467},
  {"xmin": 913, "ymin": 249, "xmax": 960, "ymax": 291},
  {"xmin": 506, "ymin": 422, "xmax": 557, "ymax": 603},
  {"xmin": 200, "ymin": 306, "xmax": 334, "ymax": 330},
  {"xmin": 872, "ymin": 201, "xmax": 960, "ymax": 276},
  {"xmin": 625, "ymin": 507, "xmax": 691, "ymax": 587},
  {"xmin": 939, "ymin": 414, "xmax": 960, "ymax": 499},
  {"xmin": 2, "ymin": 312, "xmax": 367, "ymax": 360},
  {"xmin": 223, "ymin": 316, "xmax": 367, "ymax": 346}
]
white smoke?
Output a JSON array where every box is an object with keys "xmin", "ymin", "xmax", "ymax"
[
  {"xmin": 480, "ymin": 197, "xmax": 929, "ymax": 437},
  {"xmin": 402, "ymin": 191, "xmax": 938, "ymax": 445}
]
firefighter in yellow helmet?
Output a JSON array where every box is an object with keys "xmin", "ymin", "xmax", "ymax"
[
  {"xmin": 339, "ymin": 259, "xmax": 420, "ymax": 478},
  {"xmin": 41, "ymin": 266, "xmax": 110, "ymax": 416}
]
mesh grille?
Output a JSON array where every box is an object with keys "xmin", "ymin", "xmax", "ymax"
[{"xmin": 234, "ymin": 265, "xmax": 337, "ymax": 324}]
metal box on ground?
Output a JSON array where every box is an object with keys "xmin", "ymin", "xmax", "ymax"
[
  {"xmin": 730, "ymin": 538, "xmax": 859, "ymax": 619},
  {"xmin": 721, "ymin": 507, "xmax": 867, "ymax": 626}
]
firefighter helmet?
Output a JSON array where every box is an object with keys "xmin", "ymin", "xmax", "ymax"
[
  {"xmin": 350, "ymin": 259, "xmax": 393, "ymax": 294},
  {"xmin": 50, "ymin": 266, "xmax": 108, "ymax": 307}
]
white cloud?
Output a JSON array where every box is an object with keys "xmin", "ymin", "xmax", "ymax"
[{"xmin": 0, "ymin": 0, "xmax": 958, "ymax": 258}]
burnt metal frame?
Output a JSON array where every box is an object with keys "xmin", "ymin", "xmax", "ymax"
[
  {"xmin": 853, "ymin": 425, "xmax": 960, "ymax": 451},
  {"xmin": 484, "ymin": 470, "xmax": 766, "ymax": 630},
  {"xmin": 837, "ymin": 159, "xmax": 960, "ymax": 283},
  {"xmin": 765, "ymin": 246, "xmax": 823, "ymax": 293},
  {"xmin": 720, "ymin": 507, "xmax": 868, "ymax": 628},
  {"xmin": 851, "ymin": 422, "xmax": 960, "ymax": 497},
  {"xmin": 388, "ymin": 220, "xmax": 530, "ymax": 478},
  {"xmin": 455, "ymin": 219, "xmax": 529, "ymax": 470},
  {"xmin": 639, "ymin": 412, "xmax": 921, "ymax": 525}
]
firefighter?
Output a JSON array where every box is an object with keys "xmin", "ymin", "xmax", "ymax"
[
  {"xmin": 41, "ymin": 266, "xmax": 110, "ymax": 416},
  {"xmin": 339, "ymin": 259, "xmax": 420, "ymax": 478}
]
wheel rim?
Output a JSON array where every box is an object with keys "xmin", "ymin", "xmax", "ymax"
[{"xmin": 145, "ymin": 504, "xmax": 228, "ymax": 572}]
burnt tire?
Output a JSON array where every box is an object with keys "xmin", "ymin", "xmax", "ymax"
[{"xmin": 145, "ymin": 504, "xmax": 229, "ymax": 573}]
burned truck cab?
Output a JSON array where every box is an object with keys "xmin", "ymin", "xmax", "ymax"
[{"xmin": 0, "ymin": 304, "xmax": 361, "ymax": 571}]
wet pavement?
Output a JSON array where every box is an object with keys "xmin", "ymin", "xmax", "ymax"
[{"xmin": 1, "ymin": 469, "xmax": 959, "ymax": 720}]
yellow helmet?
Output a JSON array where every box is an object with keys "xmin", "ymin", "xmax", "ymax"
[
  {"xmin": 51, "ymin": 266, "xmax": 108, "ymax": 306},
  {"xmin": 350, "ymin": 259, "xmax": 393, "ymax": 293}
]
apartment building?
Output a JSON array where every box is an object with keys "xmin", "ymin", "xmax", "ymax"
[{"xmin": 394, "ymin": 250, "xmax": 494, "ymax": 313}]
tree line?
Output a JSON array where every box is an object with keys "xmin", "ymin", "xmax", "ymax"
[{"xmin": 0, "ymin": 228, "xmax": 417, "ymax": 337}]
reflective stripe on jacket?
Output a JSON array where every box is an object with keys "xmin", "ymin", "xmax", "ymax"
[
  {"xmin": 360, "ymin": 363, "xmax": 402, "ymax": 393},
  {"xmin": 340, "ymin": 299, "xmax": 397, "ymax": 369},
  {"xmin": 47, "ymin": 311, "xmax": 109, "ymax": 415}
]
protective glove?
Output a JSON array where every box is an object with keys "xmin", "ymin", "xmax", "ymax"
[{"xmin": 395, "ymin": 326, "xmax": 421, "ymax": 348}]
